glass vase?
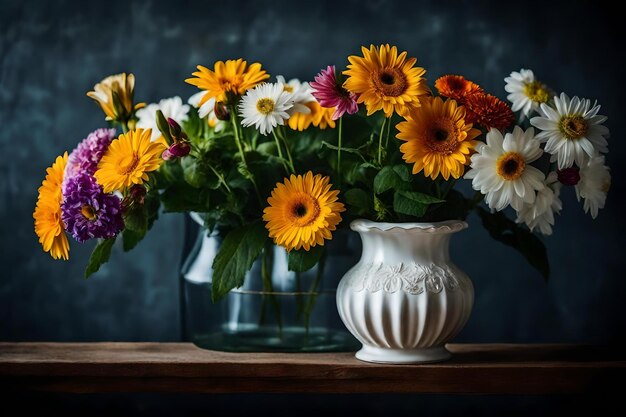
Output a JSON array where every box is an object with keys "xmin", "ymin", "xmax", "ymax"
[{"xmin": 182, "ymin": 216, "xmax": 360, "ymax": 352}]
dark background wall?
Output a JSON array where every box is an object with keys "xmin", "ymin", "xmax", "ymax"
[
  {"xmin": 2, "ymin": 0, "xmax": 624, "ymax": 414},
  {"xmin": 2, "ymin": 0, "xmax": 625, "ymax": 344}
]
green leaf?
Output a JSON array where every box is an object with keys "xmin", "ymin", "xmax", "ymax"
[
  {"xmin": 393, "ymin": 190, "xmax": 444, "ymax": 218},
  {"xmin": 85, "ymin": 238, "xmax": 116, "ymax": 278},
  {"xmin": 122, "ymin": 228, "xmax": 145, "ymax": 251},
  {"xmin": 156, "ymin": 110, "xmax": 173, "ymax": 145},
  {"xmin": 256, "ymin": 141, "xmax": 278, "ymax": 155},
  {"xmin": 344, "ymin": 188, "xmax": 371, "ymax": 215},
  {"xmin": 477, "ymin": 207, "xmax": 550, "ymax": 280},
  {"xmin": 392, "ymin": 164, "xmax": 411, "ymax": 181},
  {"xmin": 181, "ymin": 157, "xmax": 219, "ymax": 189},
  {"xmin": 123, "ymin": 206, "xmax": 148, "ymax": 233},
  {"xmin": 374, "ymin": 165, "xmax": 412, "ymax": 194},
  {"xmin": 288, "ymin": 245, "xmax": 325, "ymax": 272},
  {"xmin": 211, "ymin": 222, "xmax": 268, "ymax": 302},
  {"xmin": 373, "ymin": 166, "xmax": 396, "ymax": 194}
]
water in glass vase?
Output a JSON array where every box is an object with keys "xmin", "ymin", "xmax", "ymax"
[{"xmin": 182, "ymin": 218, "xmax": 360, "ymax": 352}]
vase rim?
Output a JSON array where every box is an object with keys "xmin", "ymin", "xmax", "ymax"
[{"xmin": 350, "ymin": 219, "xmax": 468, "ymax": 234}]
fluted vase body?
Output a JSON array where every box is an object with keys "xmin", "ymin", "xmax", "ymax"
[{"xmin": 336, "ymin": 220, "xmax": 474, "ymax": 363}]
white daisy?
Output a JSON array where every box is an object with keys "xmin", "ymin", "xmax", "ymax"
[
  {"xmin": 530, "ymin": 93, "xmax": 609, "ymax": 169},
  {"xmin": 276, "ymin": 75, "xmax": 313, "ymax": 115},
  {"xmin": 504, "ymin": 69, "xmax": 551, "ymax": 119},
  {"xmin": 575, "ymin": 155, "xmax": 610, "ymax": 219},
  {"xmin": 136, "ymin": 96, "xmax": 190, "ymax": 140},
  {"xmin": 516, "ymin": 172, "xmax": 562, "ymax": 235},
  {"xmin": 465, "ymin": 127, "xmax": 545, "ymax": 211},
  {"xmin": 188, "ymin": 92, "xmax": 225, "ymax": 133},
  {"xmin": 238, "ymin": 83, "xmax": 294, "ymax": 135}
]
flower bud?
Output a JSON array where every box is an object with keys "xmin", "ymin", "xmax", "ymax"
[
  {"xmin": 168, "ymin": 118, "xmax": 182, "ymax": 137},
  {"xmin": 557, "ymin": 167, "xmax": 580, "ymax": 186},
  {"xmin": 129, "ymin": 184, "xmax": 147, "ymax": 205},
  {"xmin": 214, "ymin": 101, "xmax": 230, "ymax": 121},
  {"xmin": 169, "ymin": 141, "xmax": 191, "ymax": 157},
  {"xmin": 161, "ymin": 148, "xmax": 174, "ymax": 161}
]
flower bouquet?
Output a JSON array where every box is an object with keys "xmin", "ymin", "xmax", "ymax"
[{"xmin": 34, "ymin": 44, "xmax": 610, "ymax": 352}]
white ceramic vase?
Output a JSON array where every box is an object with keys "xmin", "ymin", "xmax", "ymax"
[{"xmin": 336, "ymin": 219, "xmax": 474, "ymax": 364}]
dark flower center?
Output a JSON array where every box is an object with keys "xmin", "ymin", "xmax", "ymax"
[
  {"xmin": 81, "ymin": 205, "xmax": 97, "ymax": 221},
  {"xmin": 425, "ymin": 119, "xmax": 460, "ymax": 155},
  {"xmin": 496, "ymin": 152, "xmax": 526, "ymax": 180},
  {"xmin": 434, "ymin": 129, "xmax": 449, "ymax": 142},
  {"xmin": 559, "ymin": 115, "xmax": 588, "ymax": 139},
  {"xmin": 294, "ymin": 203, "xmax": 307, "ymax": 218},
  {"xmin": 372, "ymin": 68, "xmax": 408, "ymax": 97}
]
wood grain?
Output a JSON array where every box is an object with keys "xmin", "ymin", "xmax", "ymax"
[{"xmin": 0, "ymin": 343, "xmax": 623, "ymax": 394}]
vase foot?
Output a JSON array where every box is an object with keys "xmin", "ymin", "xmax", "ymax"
[{"xmin": 355, "ymin": 345, "xmax": 451, "ymax": 364}]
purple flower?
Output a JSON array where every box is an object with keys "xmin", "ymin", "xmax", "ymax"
[
  {"xmin": 61, "ymin": 172, "xmax": 124, "ymax": 243},
  {"xmin": 310, "ymin": 65, "xmax": 359, "ymax": 120},
  {"xmin": 65, "ymin": 128, "xmax": 116, "ymax": 184}
]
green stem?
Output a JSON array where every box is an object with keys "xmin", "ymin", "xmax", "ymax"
[
  {"xmin": 384, "ymin": 116, "xmax": 392, "ymax": 149},
  {"xmin": 272, "ymin": 131, "xmax": 291, "ymax": 175},
  {"xmin": 230, "ymin": 107, "xmax": 262, "ymax": 203},
  {"xmin": 277, "ymin": 127, "xmax": 295, "ymax": 172},
  {"xmin": 206, "ymin": 163, "xmax": 232, "ymax": 193},
  {"xmin": 434, "ymin": 181, "xmax": 442, "ymax": 199},
  {"xmin": 121, "ymin": 121, "xmax": 129, "ymax": 134},
  {"xmin": 337, "ymin": 116, "xmax": 343, "ymax": 184},
  {"xmin": 377, "ymin": 117, "xmax": 387, "ymax": 165}
]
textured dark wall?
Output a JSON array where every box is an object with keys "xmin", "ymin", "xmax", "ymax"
[{"xmin": 1, "ymin": 0, "xmax": 625, "ymax": 347}]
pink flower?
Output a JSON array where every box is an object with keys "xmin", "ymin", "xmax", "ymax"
[{"xmin": 310, "ymin": 65, "xmax": 358, "ymax": 120}]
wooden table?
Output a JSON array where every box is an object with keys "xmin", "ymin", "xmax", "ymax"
[{"xmin": 0, "ymin": 343, "xmax": 623, "ymax": 394}]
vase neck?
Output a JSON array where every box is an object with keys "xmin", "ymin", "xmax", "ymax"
[{"xmin": 352, "ymin": 221, "xmax": 467, "ymax": 266}]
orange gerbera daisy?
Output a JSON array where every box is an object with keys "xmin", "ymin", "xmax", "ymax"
[
  {"xmin": 33, "ymin": 152, "xmax": 70, "ymax": 260},
  {"xmin": 185, "ymin": 59, "xmax": 269, "ymax": 106},
  {"xmin": 434, "ymin": 75, "xmax": 482, "ymax": 103},
  {"xmin": 464, "ymin": 93, "xmax": 515, "ymax": 131},
  {"xmin": 396, "ymin": 97, "xmax": 481, "ymax": 180},
  {"xmin": 263, "ymin": 172, "xmax": 345, "ymax": 251},
  {"xmin": 343, "ymin": 44, "xmax": 430, "ymax": 117}
]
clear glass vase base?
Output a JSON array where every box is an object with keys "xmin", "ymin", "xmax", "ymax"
[
  {"xmin": 192, "ymin": 325, "xmax": 361, "ymax": 353},
  {"xmin": 355, "ymin": 345, "xmax": 451, "ymax": 364}
]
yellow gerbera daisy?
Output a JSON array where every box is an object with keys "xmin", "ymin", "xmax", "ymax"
[
  {"xmin": 288, "ymin": 101, "xmax": 336, "ymax": 131},
  {"xmin": 396, "ymin": 97, "xmax": 481, "ymax": 180},
  {"xmin": 86, "ymin": 73, "xmax": 145, "ymax": 121},
  {"xmin": 343, "ymin": 44, "xmax": 430, "ymax": 117},
  {"xmin": 33, "ymin": 152, "xmax": 70, "ymax": 260},
  {"xmin": 263, "ymin": 172, "xmax": 345, "ymax": 251},
  {"xmin": 95, "ymin": 128, "xmax": 166, "ymax": 193},
  {"xmin": 185, "ymin": 59, "xmax": 269, "ymax": 106}
]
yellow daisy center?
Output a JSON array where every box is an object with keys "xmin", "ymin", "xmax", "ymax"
[
  {"xmin": 288, "ymin": 194, "xmax": 321, "ymax": 227},
  {"xmin": 425, "ymin": 119, "xmax": 460, "ymax": 155},
  {"xmin": 283, "ymin": 85, "xmax": 294, "ymax": 93},
  {"xmin": 256, "ymin": 98, "xmax": 275, "ymax": 115},
  {"xmin": 118, "ymin": 153, "xmax": 140, "ymax": 175},
  {"xmin": 559, "ymin": 115, "xmax": 588, "ymax": 139},
  {"xmin": 496, "ymin": 152, "xmax": 526, "ymax": 180},
  {"xmin": 372, "ymin": 68, "xmax": 408, "ymax": 97},
  {"xmin": 81, "ymin": 205, "xmax": 97, "ymax": 221},
  {"xmin": 523, "ymin": 81, "xmax": 550, "ymax": 103}
]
